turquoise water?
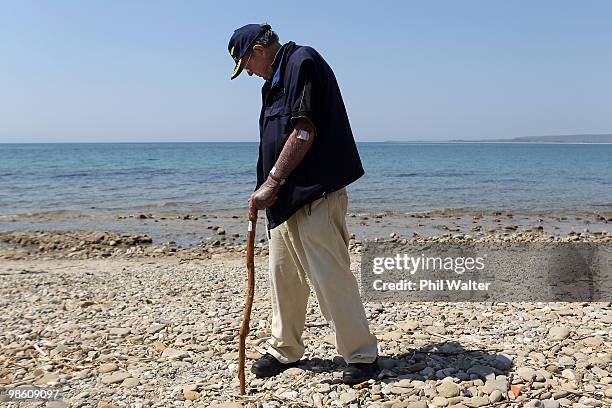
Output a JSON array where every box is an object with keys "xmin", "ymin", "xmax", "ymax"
[{"xmin": 1, "ymin": 142, "xmax": 611, "ymax": 215}]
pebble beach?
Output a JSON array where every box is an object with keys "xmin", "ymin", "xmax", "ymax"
[{"xmin": 1, "ymin": 209, "xmax": 611, "ymax": 408}]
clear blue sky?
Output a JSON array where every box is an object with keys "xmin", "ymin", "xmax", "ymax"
[{"xmin": 1, "ymin": 1, "xmax": 611, "ymax": 142}]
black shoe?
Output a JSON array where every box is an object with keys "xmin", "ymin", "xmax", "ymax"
[
  {"xmin": 251, "ymin": 353, "xmax": 299, "ymax": 378},
  {"xmin": 342, "ymin": 358, "xmax": 379, "ymax": 385}
]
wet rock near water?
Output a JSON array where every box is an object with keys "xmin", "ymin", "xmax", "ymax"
[
  {"xmin": 0, "ymin": 229, "xmax": 269, "ymax": 261},
  {"xmin": 0, "ymin": 230, "xmax": 152, "ymax": 260}
]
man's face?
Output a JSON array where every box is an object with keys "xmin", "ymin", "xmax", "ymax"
[{"xmin": 244, "ymin": 44, "xmax": 274, "ymax": 80}]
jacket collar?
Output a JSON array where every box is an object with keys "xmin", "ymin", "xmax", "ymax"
[{"xmin": 269, "ymin": 41, "xmax": 297, "ymax": 89}]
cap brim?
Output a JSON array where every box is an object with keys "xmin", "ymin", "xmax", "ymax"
[{"xmin": 230, "ymin": 58, "xmax": 244, "ymax": 80}]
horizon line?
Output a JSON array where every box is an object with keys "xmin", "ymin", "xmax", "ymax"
[
  {"xmin": 2, "ymin": 132, "xmax": 612, "ymax": 145},
  {"xmin": 2, "ymin": 140, "xmax": 612, "ymax": 145}
]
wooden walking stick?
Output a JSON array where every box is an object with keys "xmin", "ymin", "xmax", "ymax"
[{"xmin": 238, "ymin": 213, "xmax": 257, "ymax": 395}]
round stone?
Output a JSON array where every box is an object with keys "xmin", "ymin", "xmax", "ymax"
[
  {"xmin": 489, "ymin": 389, "xmax": 502, "ymax": 403},
  {"xmin": 548, "ymin": 327, "xmax": 570, "ymax": 341},
  {"xmin": 516, "ymin": 367, "xmax": 535, "ymax": 382},
  {"xmin": 436, "ymin": 381, "xmax": 460, "ymax": 398},
  {"xmin": 432, "ymin": 396, "xmax": 449, "ymax": 406},
  {"xmin": 98, "ymin": 363, "xmax": 118, "ymax": 374}
]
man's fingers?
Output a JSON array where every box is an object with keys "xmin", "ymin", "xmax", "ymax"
[
  {"xmin": 266, "ymin": 196, "xmax": 278, "ymax": 207},
  {"xmin": 249, "ymin": 201, "xmax": 258, "ymax": 220},
  {"xmin": 261, "ymin": 196, "xmax": 277, "ymax": 209},
  {"xmin": 251, "ymin": 192, "xmax": 278, "ymax": 210},
  {"xmin": 248, "ymin": 196, "xmax": 258, "ymax": 221}
]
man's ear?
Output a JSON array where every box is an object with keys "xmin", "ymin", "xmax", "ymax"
[{"xmin": 252, "ymin": 44, "xmax": 265, "ymax": 55}]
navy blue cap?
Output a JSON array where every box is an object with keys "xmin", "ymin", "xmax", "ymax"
[{"xmin": 228, "ymin": 23, "xmax": 271, "ymax": 80}]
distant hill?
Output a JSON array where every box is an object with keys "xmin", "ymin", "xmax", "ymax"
[
  {"xmin": 384, "ymin": 134, "xmax": 612, "ymax": 143},
  {"xmin": 450, "ymin": 134, "xmax": 612, "ymax": 143}
]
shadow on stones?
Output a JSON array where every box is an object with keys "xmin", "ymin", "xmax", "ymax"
[
  {"xmin": 295, "ymin": 356, "xmax": 340, "ymax": 374},
  {"xmin": 296, "ymin": 341, "xmax": 513, "ymax": 382}
]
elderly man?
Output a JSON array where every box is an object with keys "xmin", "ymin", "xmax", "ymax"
[{"xmin": 228, "ymin": 23, "xmax": 378, "ymax": 385}]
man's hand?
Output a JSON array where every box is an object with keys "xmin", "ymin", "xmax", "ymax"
[{"xmin": 249, "ymin": 176, "xmax": 280, "ymax": 217}]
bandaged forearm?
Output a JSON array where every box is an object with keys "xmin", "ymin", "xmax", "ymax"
[{"xmin": 269, "ymin": 120, "xmax": 316, "ymax": 182}]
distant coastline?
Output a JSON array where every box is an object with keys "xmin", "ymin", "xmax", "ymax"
[
  {"xmin": 386, "ymin": 133, "xmax": 612, "ymax": 144},
  {"xmin": 2, "ymin": 134, "xmax": 612, "ymax": 145}
]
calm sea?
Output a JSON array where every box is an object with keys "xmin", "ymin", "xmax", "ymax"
[{"xmin": 1, "ymin": 142, "xmax": 611, "ymax": 215}]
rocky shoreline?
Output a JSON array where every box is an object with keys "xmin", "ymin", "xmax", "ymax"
[
  {"xmin": 1, "ymin": 217, "xmax": 611, "ymax": 261},
  {"xmin": 0, "ymin": 227, "xmax": 610, "ymax": 408},
  {"xmin": 1, "ymin": 208, "xmax": 610, "ymax": 249}
]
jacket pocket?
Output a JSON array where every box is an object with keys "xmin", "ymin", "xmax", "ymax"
[
  {"xmin": 264, "ymin": 88, "xmax": 287, "ymax": 118},
  {"xmin": 264, "ymin": 98, "xmax": 286, "ymax": 118},
  {"xmin": 263, "ymin": 98, "xmax": 292, "ymax": 157}
]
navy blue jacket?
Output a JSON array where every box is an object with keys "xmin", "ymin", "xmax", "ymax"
[{"xmin": 256, "ymin": 41, "xmax": 364, "ymax": 229}]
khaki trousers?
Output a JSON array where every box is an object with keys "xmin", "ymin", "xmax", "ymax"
[{"xmin": 265, "ymin": 187, "xmax": 378, "ymax": 364}]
